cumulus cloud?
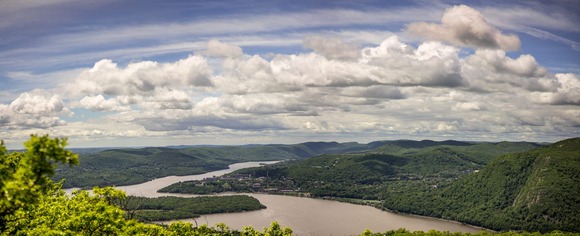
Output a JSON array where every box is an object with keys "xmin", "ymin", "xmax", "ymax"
[
  {"xmin": 62, "ymin": 55, "xmax": 214, "ymax": 114},
  {"xmin": 0, "ymin": 104, "xmax": 11, "ymax": 125},
  {"xmin": 532, "ymin": 73, "xmax": 580, "ymax": 105},
  {"xmin": 214, "ymin": 36, "xmax": 466, "ymax": 92},
  {"xmin": 79, "ymin": 94, "xmax": 126, "ymax": 111},
  {"xmin": 1, "ymin": 91, "xmax": 67, "ymax": 129},
  {"xmin": 69, "ymin": 55, "xmax": 212, "ymax": 97},
  {"xmin": 406, "ymin": 5, "xmax": 520, "ymax": 51},
  {"xmin": 10, "ymin": 92, "xmax": 64, "ymax": 114},
  {"xmin": 361, "ymin": 37, "xmax": 465, "ymax": 87},
  {"xmin": 452, "ymin": 102, "xmax": 487, "ymax": 111},
  {"xmin": 205, "ymin": 39, "xmax": 244, "ymax": 58},
  {"xmin": 53, "ymin": 34, "xmax": 573, "ymax": 141},
  {"xmin": 148, "ymin": 89, "xmax": 193, "ymax": 110},
  {"xmin": 303, "ymin": 36, "xmax": 360, "ymax": 60},
  {"xmin": 5, "ymin": 25, "xmax": 580, "ymax": 145},
  {"xmin": 462, "ymin": 49, "xmax": 557, "ymax": 92}
]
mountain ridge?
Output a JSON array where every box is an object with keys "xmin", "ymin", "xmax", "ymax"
[{"xmin": 383, "ymin": 137, "xmax": 580, "ymax": 232}]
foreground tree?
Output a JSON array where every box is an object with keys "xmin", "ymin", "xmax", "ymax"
[
  {"xmin": 0, "ymin": 135, "xmax": 294, "ymax": 235},
  {"xmin": 0, "ymin": 135, "xmax": 78, "ymax": 230}
]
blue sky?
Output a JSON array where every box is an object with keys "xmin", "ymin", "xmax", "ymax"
[{"xmin": 0, "ymin": 0, "xmax": 579, "ymax": 148}]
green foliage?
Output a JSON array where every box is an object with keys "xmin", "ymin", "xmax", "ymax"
[
  {"xmin": 231, "ymin": 141, "xmax": 537, "ymax": 199},
  {"xmin": 382, "ymin": 138, "xmax": 580, "ymax": 233},
  {"xmin": 125, "ymin": 195, "xmax": 265, "ymax": 221},
  {"xmin": 55, "ymin": 139, "xmax": 539, "ymax": 189},
  {"xmin": 159, "ymin": 179, "xmax": 255, "ymax": 194},
  {"xmin": 54, "ymin": 147, "xmax": 231, "ymax": 188},
  {"xmin": 4, "ymin": 187, "xmax": 129, "ymax": 235},
  {"xmin": 0, "ymin": 135, "xmax": 78, "ymax": 229},
  {"xmin": 54, "ymin": 141, "xmax": 376, "ymax": 188},
  {"xmin": 160, "ymin": 138, "xmax": 580, "ymax": 233},
  {"xmin": 0, "ymin": 135, "xmax": 295, "ymax": 235}
]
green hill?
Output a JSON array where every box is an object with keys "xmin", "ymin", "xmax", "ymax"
[
  {"xmin": 383, "ymin": 138, "xmax": 580, "ymax": 232},
  {"xmin": 163, "ymin": 140, "xmax": 541, "ymax": 199},
  {"xmin": 163, "ymin": 139, "xmax": 578, "ymax": 232},
  {"xmin": 55, "ymin": 141, "xmax": 375, "ymax": 188}
]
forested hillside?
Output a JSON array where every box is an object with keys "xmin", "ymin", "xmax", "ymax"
[
  {"xmin": 162, "ymin": 140, "xmax": 540, "ymax": 199},
  {"xmin": 54, "ymin": 141, "xmax": 372, "ymax": 188},
  {"xmin": 383, "ymin": 138, "xmax": 580, "ymax": 232},
  {"xmin": 160, "ymin": 139, "xmax": 580, "ymax": 233},
  {"xmin": 57, "ymin": 139, "xmax": 535, "ymax": 188}
]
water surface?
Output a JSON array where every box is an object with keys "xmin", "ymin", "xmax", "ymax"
[{"xmin": 68, "ymin": 161, "xmax": 482, "ymax": 235}]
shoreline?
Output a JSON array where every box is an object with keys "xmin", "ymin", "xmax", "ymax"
[{"xmin": 164, "ymin": 190, "xmax": 489, "ymax": 233}]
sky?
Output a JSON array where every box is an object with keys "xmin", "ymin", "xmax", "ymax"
[{"xmin": 1, "ymin": 0, "xmax": 579, "ymax": 149}]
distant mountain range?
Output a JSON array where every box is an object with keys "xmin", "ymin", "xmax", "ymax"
[{"xmin": 55, "ymin": 139, "xmax": 541, "ymax": 188}]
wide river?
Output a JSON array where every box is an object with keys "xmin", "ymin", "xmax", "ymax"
[{"xmin": 84, "ymin": 161, "xmax": 482, "ymax": 235}]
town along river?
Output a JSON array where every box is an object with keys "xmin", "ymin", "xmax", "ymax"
[{"xmin": 109, "ymin": 161, "xmax": 483, "ymax": 235}]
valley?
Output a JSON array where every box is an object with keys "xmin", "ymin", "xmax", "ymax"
[{"xmin": 51, "ymin": 138, "xmax": 580, "ymax": 233}]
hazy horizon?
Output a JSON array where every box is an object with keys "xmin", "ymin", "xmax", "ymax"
[{"xmin": 7, "ymin": 136, "xmax": 555, "ymax": 150}]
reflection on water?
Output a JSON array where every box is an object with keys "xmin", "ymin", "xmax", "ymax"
[{"xmin": 67, "ymin": 161, "xmax": 482, "ymax": 235}]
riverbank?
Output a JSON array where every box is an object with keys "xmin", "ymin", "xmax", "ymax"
[
  {"xmin": 195, "ymin": 191, "xmax": 490, "ymax": 233},
  {"xmin": 160, "ymin": 193, "xmax": 483, "ymax": 235},
  {"xmin": 67, "ymin": 161, "xmax": 483, "ymax": 234}
]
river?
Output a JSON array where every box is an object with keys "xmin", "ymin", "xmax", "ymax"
[{"xmin": 72, "ymin": 161, "xmax": 482, "ymax": 235}]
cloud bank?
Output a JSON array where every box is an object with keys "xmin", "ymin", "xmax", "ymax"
[{"xmin": 0, "ymin": 4, "xmax": 578, "ymax": 148}]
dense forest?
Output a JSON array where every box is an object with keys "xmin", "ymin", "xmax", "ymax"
[
  {"xmin": 383, "ymin": 138, "xmax": 580, "ymax": 232},
  {"xmin": 161, "ymin": 140, "xmax": 541, "ymax": 199},
  {"xmin": 116, "ymin": 195, "xmax": 265, "ymax": 222},
  {"xmin": 54, "ymin": 141, "xmax": 384, "ymax": 188}
]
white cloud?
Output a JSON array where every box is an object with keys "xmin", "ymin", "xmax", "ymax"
[
  {"xmin": 79, "ymin": 94, "xmax": 127, "ymax": 112},
  {"xmin": 453, "ymin": 102, "xmax": 487, "ymax": 111},
  {"xmin": 10, "ymin": 91, "xmax": 64, "ymax": 114},
  {"xmin": 361, "ymin": 37, "xmax": 465, "ymax": 87},
  {"xmin": 0, "ymin": 104, "xmax": 11, "ymax": 125},
  {"xmin": 1, "ymin": 91, "xmax": 67, "ymax": 129},
  {"xmin": 205, "ymin": 39, "xmax": 244, "ymax": 58},
  {"xmin": 462, "ymin": 49, "xmax": 556, "ymax": 92},
  {"xmin": 2, "ymin": 3, "xmax": 580, "ymax": 147},
  {"xmin": 532, "ymin": 73, "xmax": 580, "ymax": 105},
  {"xmin": 67, "ymin": 55, "xmax": 213, "ymax": 98},
  {"xmin": 148, "ymin": 89, "xmax": 193, "ymax": 110},
  {"xmin": 406, "ymin": 5, "xmax": 521, "ymax": 51},
  {"xmin": 38, "ymin": 34, "xmax": 573, "ymax": 142}
]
